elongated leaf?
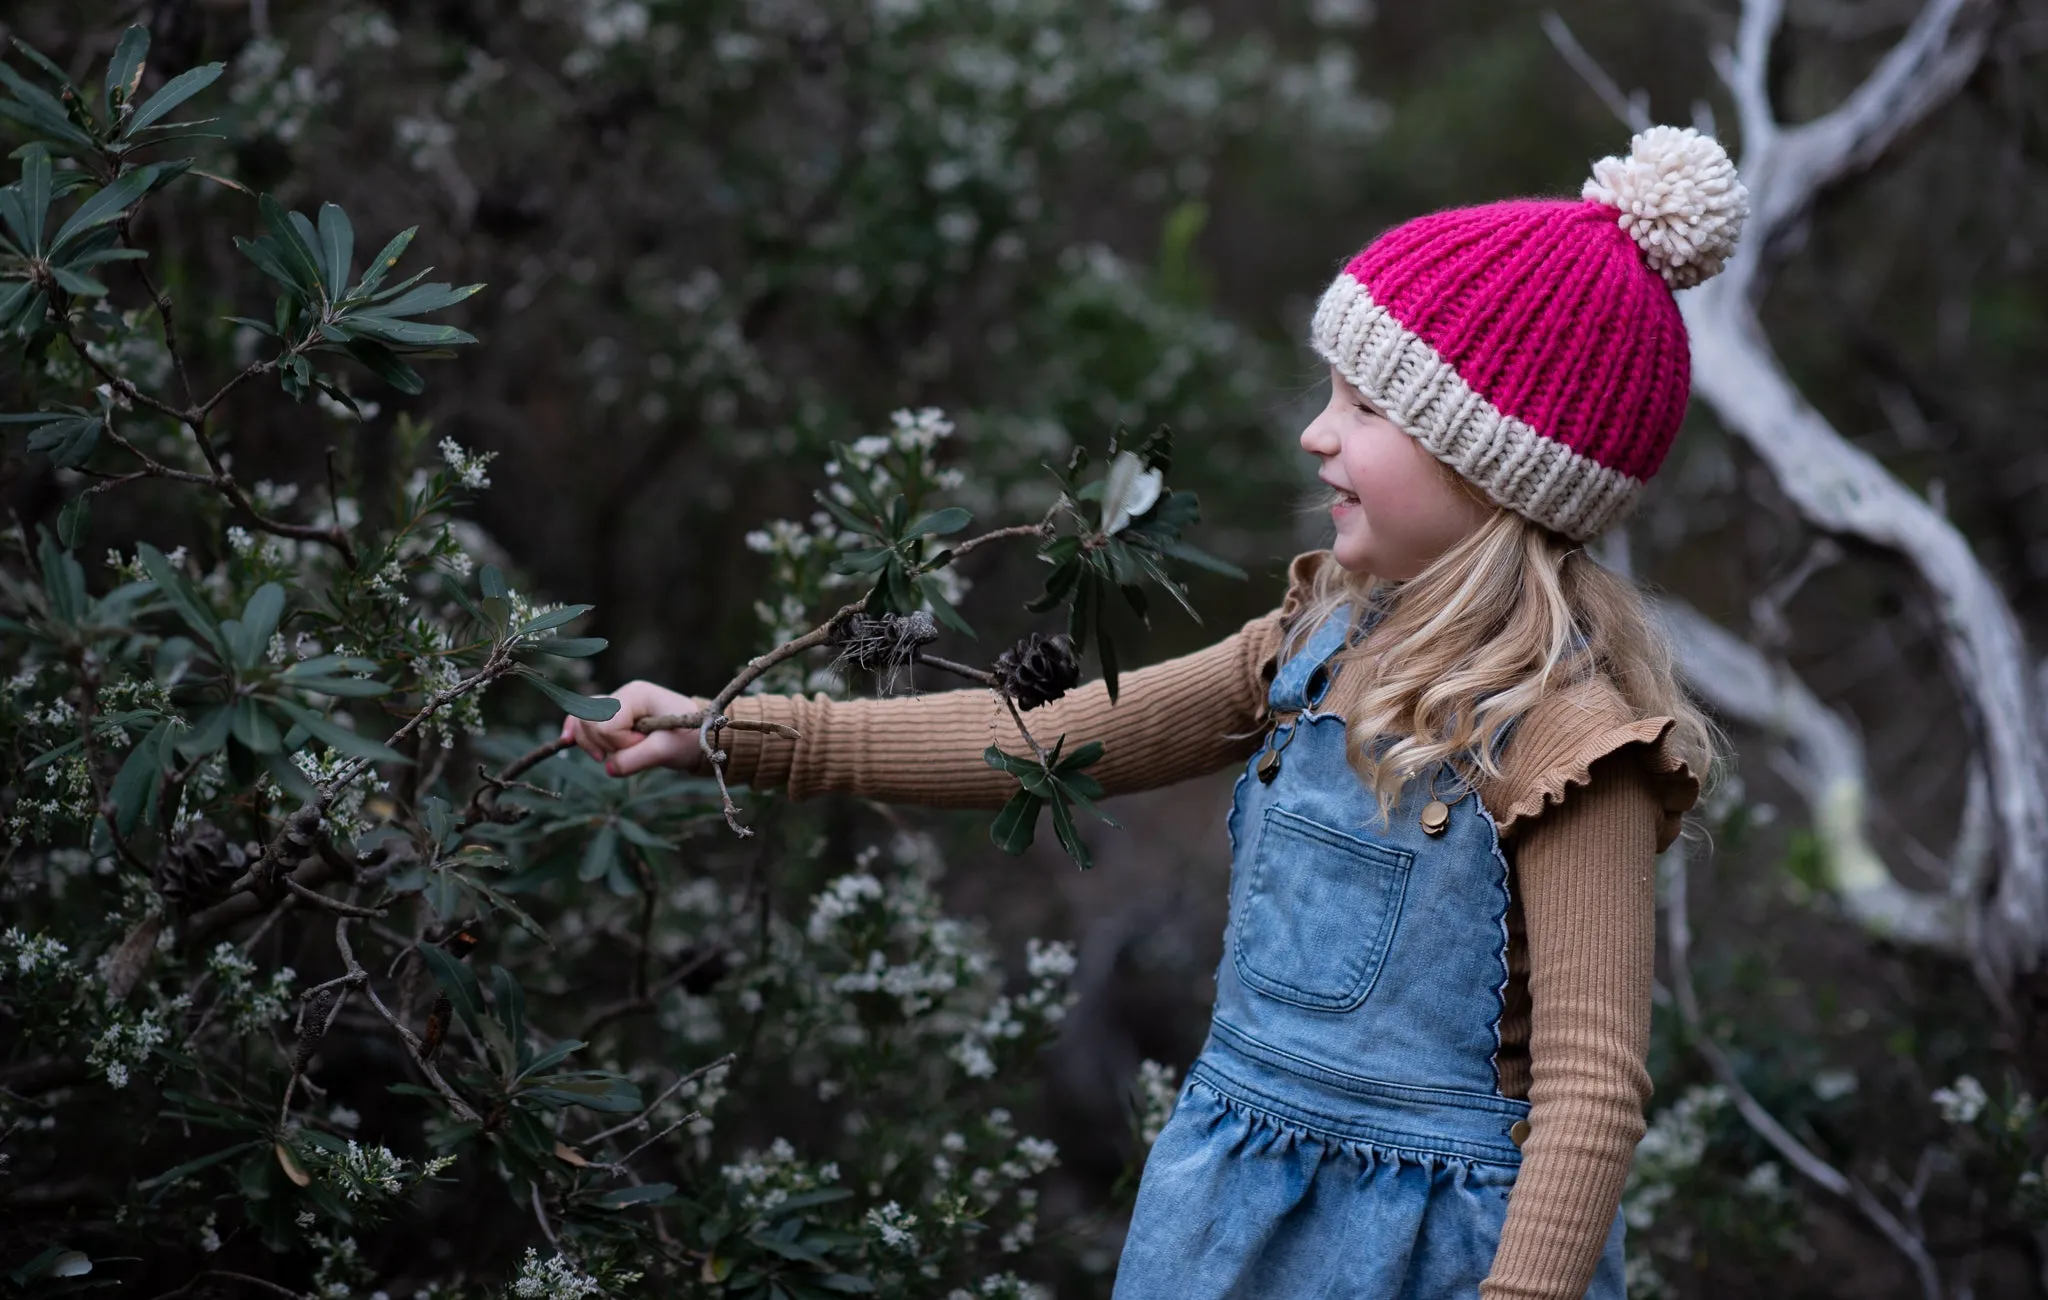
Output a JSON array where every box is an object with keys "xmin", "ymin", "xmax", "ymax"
[
  {"xmin": 990, "ymin": 787, "xmax": 1040, "ymax": 855},
  {"xmin": 230, "ymin": 697, "xmax": 281, "ymax": 754},
  {"xmin": 274, "ymin": 674, "xmax": 390, "ymax": 698},
  {"xmin": 124, "ymin": 62, "xmax": 224, "ymax": 135},
  {"xmin": 416, "ymin": 943, "xmax": 485, "ymax": 1037},
  {"xmin": 234, "ymin": 234, "xmax": 311, "ymax": 298},
  {"xmin": 270, "ymin": 699, "xmax": 406, "ymax": 763},
  {"xmin": 19, "ymin": 144, "xmax": 51, "ymax": 255},
  {"xmin": 49, "ymin": 163, "xmax": 166, "ymax": 255},
  {"xmin": 344, "ymin": 314, "xmax": 477, "ymax": 348},
  {"xmin": 237, "ymin": 583, "xmax": 286, "ymax": 667},
  {"xmin": 350, "ymin": 225, "xmax": 416, "ymax": 298},
  {"xmin": 48, "ymin": 264, "xmax": 106, "ymax": 297},
  {"xmin": 1048, "ymin": 791, "xmax": 1092, "ymax": 869},
  {"xmin": 810, "ymin": 489, "xmax": 882, "ymax": 540},
  {"xmin": 529, "ymin": 636, "xmax": 606, "ymax": 658},
  {"xmin": 523, "ymin": 670, "xmax": 620, "ymax": 721},
  {"xmin": 491, "ymin": 965, "xmax": 526, "ymax": 1048},
  {"xmin": 579, "ymin": 822, "xmax": 619, "ymax": 882},
  {"xmin": 515, "ymin": 603, "xmax": 593, "ymax": 635},
  {"xmin": 597, "ymin": 1183, "xmax": 676, "ymax": 1208},
  {"xmin": 1055, "ymin": 739, "xmax": 1105, "ymax": 773},
  {"xmin": 136, "ymin": 542, "xmax": 222, "ymax": 650},
  {"xmin": 516, "ymin": 1039, "xmax": 585, "ymax": 1081},
  {"xmin": 174, "ymin": 704, "xmax": 233, "ymax": 760},
  {"xmin": 282, "ymin": 654, "xmax": 381, "ymax": 677},
  {"xmin": 259, "ymin": 195, "xmax": 325, "ymax": 297},
  {"xmin": 65, "ymin": 244, "xmax": 150, "ymax": 268},
  {"xmin": 1157, "ymin": 538, "xmax": 1246, "ymax": 579},
  {"xmin": 0, "ymin": 70, "xmax": 94, "ymax": 151},
  {"xmin": 478, "ymin": 565, "xmax": 507, "ymax": 599},
  {"xmin": 918, "ymin": 575, "xmax": 975, "ymax": 639},
  {"xmin": 104, "ymin": 27, "xmax": 150, "ymax": 121},
  {"xmin": 362, "ymin": 280, "xmax": 481, "ymax": 318},
  {"xmin": 137, "ymin": 1138, "xmax": 264, "ymax": 1198},
  {"xmin": 109, "ymin": 722, "xmax": 166, "ymax": 835},
  {"xmin": 903, "ymin": 506, "xmax": 971, "ymax": 538},
  {"xmin": 342, "ymin": 338, "xmax": 424, "ymax": 395},
  {"xmin": 520, "ymin": 1072, "xmax": 640, "ymax": 1113},
  {"xmin": 315, "ymin": 203, "xmax": 353, "ymax": 303}
]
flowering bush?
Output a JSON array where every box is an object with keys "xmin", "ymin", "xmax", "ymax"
[{"xmin": 0, "ymin": 11, "xmax": 1305, "ymax": 1294}]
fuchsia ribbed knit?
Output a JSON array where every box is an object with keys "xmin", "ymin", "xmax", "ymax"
[
  {"xmin": 1342, "ymin": 200, "xmax": 1689, "ymax": 484},
  {"xmin": 1310, "ymin": 128, "xmax": 1750, "ymax": 540}
]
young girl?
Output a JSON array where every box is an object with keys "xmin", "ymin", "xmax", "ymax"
[{"xmin": 563, "ymin": 126, "xmax": 1746, "ymax": 1299}]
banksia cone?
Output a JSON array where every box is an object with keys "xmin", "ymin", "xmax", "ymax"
[
  {"xmin": 295, "ymin": 988, "xmax": 340, "ymax": 1073},
  {"xmin": 151, "ymin": 822, "xmax": 252, "ymax": 911},
  {"xmin": 993, "ymin": 632, "xmax": 1080, "ymax": 711}
]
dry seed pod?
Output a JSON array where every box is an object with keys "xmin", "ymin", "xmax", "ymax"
[
  {"xmin": 294, "ymin": 988, "xmax": 341, "ymax": 1073},
  {"xmin": 992, "ymin": 632, "xmax": 1081, "ymax": 711},
  {"xmin": 420, "ymin": 993, "xmax": 453, "ymax": 1061}
]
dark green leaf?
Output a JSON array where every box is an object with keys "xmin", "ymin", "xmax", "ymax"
[
  {"xmin": 520, "ymin": 1072, "xmax": 640, "ymax": 1113},
  {"xmin": 516, "ymin": 1039, "xmax": 584, "ymax": 1080},
  {"xmin": 16, "ymin": 143, "xmax": 51, "ymax": 255},
  {"xmin": 990, "ymin": 788, "xmax": 1040, "ymax": 855},
  {"xmin": 918, "ymin": 575, "xmax": 975, "ymax": 639},
  {"xmin": 137, "ymin": 542, "xmax": 222, "ymax": 650},
  {"xmin": 514, "ymin": 603, "xmax": 593, "ymax": 635},
  {"xmin": 270, "ymin": 699, "xmax": 406, "ymax": 763},
  {"xmin": 1054, "ymin": 740, "xmax": 1105, "ymax": 773},
  {"xmin": 416, "ymin": 943, "xmax": 486, "ymax": 1037},
  {"xmin": 829, "ymin": 547, "xmax": 894, "ymax": 576},
  {"xmin": 491, "ymin": 965, "xmax": 526, "ymax": 1049},
  {"xmin": 524, "ymin": 671, "xmax": 620, "ymax": 721},
  {"xmin": 109, "ymin": 722, "xmax": 166, "ymax": 836},
  {"xmin": 810, "ymin": 490, "xmax": 881, "ymax": 539},
  {"xmin": 173, "ymin": 705, "xmax": 233, "ymax": 760},
  {"xmin": 49, "ymin": 163, "xmax": 169, "ymax": 255},
  {"xmin": 237, "ymin": 583, "xmax": 285, "ymax": 666},
  {"xmin": 258, "ymin": 195, "xmax": 325, "ymax": 297},
  {"xmin": 315, "ymin": 203, "xmax": 353, "ymax": 304},
  {"xmin": 361, "ymin": 280, "xmax": 482, "ymax": 318},
  {"xmin": 23, "ymin": 414, "xmax": 99, "ymax": 467},
  {"xmin": 345, "ymin": 314, "xmax": 476, "ymax": 347},
  {"xmin": 350, "ymin": 225, "xmax": 416, "ymax": 298},
  {"xmin": 123, "ymin": 62, "xmax": 223, "ymax": 135},
  {"xmin": 47, "ymin": 263, "xmax": 106, "ymax": 296},
  {"xmin": 479, "ymin": 564, "xmax": 507, "ymax": 598},
  {"xmin": 104, "ymin": 27, "xmax": 149, "ymax": 121},
  {"xmin": 528, "ymin": 636, "xmax": 606, "ymax": 658},
  {"xmin": 0, "ymin": 70, "xmax": 95, "ymax": 151},
  {"xmin": 274, "ymin": 674, "xmax": 390, "ymax": 698},
  {"xmin": 1158, "ymin": 538, "xmax": 1247, "ymax": 579},
  {"xmin": 230, "ymin": 697, "xmax": 281, "ymax": 754},
  {"xmin": 1048, "ymin": 791, "xmax": 1092, "ymax": 869},
  {"xmin": 342, "ymin": 338, "xmax": 424, "ymax": 394},
  {"xmin": 234, "ymin": 235, "xmax": 310, "ymax": 298},
  {"xmin": 579, "ymin": 822, "xmax": 619, "ymax": 882},
  {"xmin": 596, "ymin": 1183, "xmax": 675, "ymax": 1208},
  {"xmin": 903, "ymin": 506, "xmax": 971, "ymax": 538},
  {"xmin": 55, "ymin": 495, "xmax": 88, "ymax": 547}
]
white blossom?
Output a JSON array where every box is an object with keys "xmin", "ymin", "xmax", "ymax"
[{"xmin": 1933, "ymin": 1075, "xmax": 1988, "ymax": 1125}]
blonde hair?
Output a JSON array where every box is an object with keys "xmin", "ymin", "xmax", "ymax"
[{"xmin": 1280, "ymin": 505, "xmax": 1719, "ymax": 825}]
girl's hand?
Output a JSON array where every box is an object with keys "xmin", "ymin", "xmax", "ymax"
[{"xmin": 559, "ymin": 680, "xmax": 711, "ymax": 777}]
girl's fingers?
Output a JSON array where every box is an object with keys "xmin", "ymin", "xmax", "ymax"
[{"xmin": 606, "ymin": 732, "xmax": 678, "ymax": 777}]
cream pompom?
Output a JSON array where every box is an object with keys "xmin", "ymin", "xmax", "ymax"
[{"xmin": 1581, "ymin": 125, "xmax": 1749, "ymax": 290}]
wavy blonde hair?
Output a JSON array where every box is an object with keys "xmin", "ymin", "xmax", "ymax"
[{"xmin": 1280, "ymin": 503, "xmax": 1719, "ymax": 826}]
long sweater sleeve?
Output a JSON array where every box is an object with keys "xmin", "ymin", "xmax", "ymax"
[{"xmin": 1478, "ymin": 752, "xmax": 1661, "ymax": 1299}]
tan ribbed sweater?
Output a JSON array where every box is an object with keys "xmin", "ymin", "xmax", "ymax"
[{"xmin": 716, "ymin": 550, "xmax": 1701, "ymax": 1299}]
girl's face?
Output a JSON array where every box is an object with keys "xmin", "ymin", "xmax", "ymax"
[{"xmin": 1301, "ymin": 367, "xmax": 1496, "ymax": 579}]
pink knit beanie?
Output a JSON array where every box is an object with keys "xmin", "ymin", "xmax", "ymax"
[{"xmin": 1310, "ymin": 126, "xmax": 1749, "ymax": 541}]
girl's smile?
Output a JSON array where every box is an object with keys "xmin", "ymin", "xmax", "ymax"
[{"xmin": 1300, "ymin": 366, "xmax": 1495, "ymax": 579}]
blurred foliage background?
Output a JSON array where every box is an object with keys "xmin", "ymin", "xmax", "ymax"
[{"xmin": 1, "ymin": 0, "xmax": 2045, "ymax": 1297}]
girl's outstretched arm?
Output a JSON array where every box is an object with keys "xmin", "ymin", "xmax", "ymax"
[{"xmin": 712, "ymin": 603, "xmax": 1288, "ymax": 809}]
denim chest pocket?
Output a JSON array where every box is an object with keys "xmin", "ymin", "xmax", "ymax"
[{"xmin": 1232, "ymin": 805, "xmax": 1412, "ymax": 1011}]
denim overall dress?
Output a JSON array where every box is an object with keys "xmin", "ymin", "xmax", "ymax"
[{"xmin": 1113, "ymin": 603, "xmax": 1627, "ymax": 1298}]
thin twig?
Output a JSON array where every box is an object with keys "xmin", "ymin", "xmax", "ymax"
[
  {"xmin": 334, "ymin": 913, "xmax": 480, "ymax": 1123},
  {"xmin": 584, "ymin": 1053, "xmax": 736, "ymax": 1146}
]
